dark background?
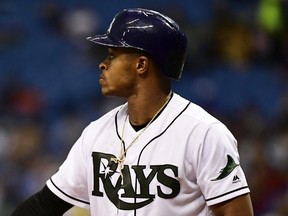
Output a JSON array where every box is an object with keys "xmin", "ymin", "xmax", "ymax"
[{"xmin": 1, "ymin": 0, "xmax": 288, "ymax": 215}]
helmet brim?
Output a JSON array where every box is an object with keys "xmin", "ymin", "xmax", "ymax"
[{"xmin": 87, "ymin": 34, "xmax": 126, "ymax": 47}]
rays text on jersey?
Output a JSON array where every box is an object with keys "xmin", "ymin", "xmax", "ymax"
[{"xmin": 91, "ymin": 152, "xmax": 180, "ymax": 210}]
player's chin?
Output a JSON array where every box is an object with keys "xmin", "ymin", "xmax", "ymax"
[
  {"xmin": 101, "ymin": 89, "xmax": 112, "ymax": 96},
  {"xmin": 101, "ymin": 88, "xmax": 127, "ymax": 98},
  {"xmin": 101, "ymin": 87, "xmax": 117, "ymax": 97}
]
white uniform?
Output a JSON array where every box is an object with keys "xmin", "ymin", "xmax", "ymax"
[{"xmin": 47, "ymin": 93, "xmax": 250, "ymax": 216}]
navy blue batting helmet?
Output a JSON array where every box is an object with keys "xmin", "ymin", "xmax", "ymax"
[{"xmin": 87, "ymin": 8, "xmax": 188, "ymax": 80}]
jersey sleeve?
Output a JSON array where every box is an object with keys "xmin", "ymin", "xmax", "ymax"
[
  {"xmin": 46, "ymin": 126, "xmax": 90, "ymax": 209},
  {"xmin": 195, "ymin": 122, "xmax": 250, "ymax": 206}
]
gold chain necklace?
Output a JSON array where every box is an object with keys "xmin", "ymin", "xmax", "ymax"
[{"xmin": 111, "ymin": 92, "xmax": 172, "ymax": 177}]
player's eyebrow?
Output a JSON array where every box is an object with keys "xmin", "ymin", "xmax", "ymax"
[
  {"xmin": 107, "ymin": 48, "xmax": 114, "ymax": 54},
  {"xmin": 106, "ymin": 48, "xmax": 116, "ymax": 59}
]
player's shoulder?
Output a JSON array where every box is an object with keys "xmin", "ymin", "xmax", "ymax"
[
  {"xmin": 171, "ymin": 92, "xmax": 220, "ymax": 125},
  {"xmin": 173, "ymin": 93, "xmax": 237, "ymax": 150}
]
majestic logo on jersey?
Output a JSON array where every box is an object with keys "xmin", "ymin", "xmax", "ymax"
[
  {"xmin": 211, "ymin": 155, "xmax": 239, "ymax": 181},
  {"xmin": 91, "ymin": 152, "xmax": 180, "ymax": 210}
]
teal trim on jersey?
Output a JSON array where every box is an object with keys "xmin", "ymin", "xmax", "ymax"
[
  {"xmin": 50, "ymin": 178, "xmax": 90, "ymax": 205},
  {"xmin": 205, "ymin": 186, "xmax": 249, "ymax": 202}
]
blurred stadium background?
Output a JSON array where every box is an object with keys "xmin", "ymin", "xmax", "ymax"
[{"xmin": 1, "ymin": 0, "xmax": 288, "ymax": 215}]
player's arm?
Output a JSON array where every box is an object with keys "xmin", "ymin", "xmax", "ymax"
[
  {"xmin": 209, "ymin": 193, "xmax": 254, "ymax": 216},
  {"xmin": 11, "ymin": 185, "xmax": 73, "ymax": 216}
]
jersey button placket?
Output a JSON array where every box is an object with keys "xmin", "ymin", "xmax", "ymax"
[{"xmin": 126, "ymin": 154, "xmax": 135, "ymax": 162}]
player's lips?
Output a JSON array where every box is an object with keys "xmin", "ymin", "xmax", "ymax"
[{"xmin": 99, "ymin": 74, "xmax": 105, "ymax": 83}]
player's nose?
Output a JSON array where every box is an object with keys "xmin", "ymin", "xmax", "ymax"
[{"xmin": 99, "ymin": 62, "xmax": 107, "ymax": 71}]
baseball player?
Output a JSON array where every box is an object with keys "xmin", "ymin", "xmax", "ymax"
[{"xmin": 12, "ymin": 8, "xmax": 253, "ymax": 216}]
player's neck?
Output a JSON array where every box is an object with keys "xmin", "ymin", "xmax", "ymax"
[{"xmin": 127, "ymin": 89, "xmax": 172, "ymax": 126}]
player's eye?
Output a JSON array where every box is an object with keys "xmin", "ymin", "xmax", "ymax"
[{"xmin": 107, "ymin": 52, "xmax": 114, "ymax": 60}]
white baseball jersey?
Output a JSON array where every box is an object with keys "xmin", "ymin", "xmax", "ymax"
[{"xmin": 47, "ymin": 92, "xmax": 250, "ymax": 216}]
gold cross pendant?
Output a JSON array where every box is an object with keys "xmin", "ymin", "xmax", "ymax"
[{"xmin": 111, "ymin": 156, "xmax": 124, "ymax": 177}]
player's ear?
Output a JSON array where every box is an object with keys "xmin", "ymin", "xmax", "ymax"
[{"xmin": 136, "ymin": 56, "xmax": 149, "ymax": 75}]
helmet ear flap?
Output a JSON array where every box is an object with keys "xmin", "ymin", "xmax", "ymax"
[{"xmin": 162, "ymin": 47, "xmax": 187, "ymax": 80}]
